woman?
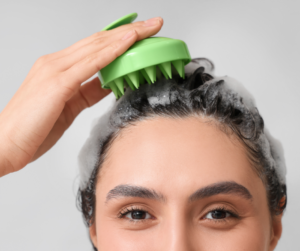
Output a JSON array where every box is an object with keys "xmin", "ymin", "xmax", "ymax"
[
  {"xmin": 77, "ymin": 59, "xmax": 286, "ymax": 251},
  {"xmin": 0, "ymin": 16, "xmax": 286, "ymax": 250}
]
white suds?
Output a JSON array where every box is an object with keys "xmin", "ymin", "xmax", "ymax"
[{"xmin": 78, "ymin": 59, "xmax": 286, "ymax": 190}]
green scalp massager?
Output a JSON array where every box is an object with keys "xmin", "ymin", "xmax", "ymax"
[{"xmin": 98, "ymin": 13, "xmax": 192, "ymax": 99}]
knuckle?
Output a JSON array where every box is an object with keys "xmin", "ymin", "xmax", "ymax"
[
  {"xmin": 100, "ymin": 30, "xmax": 109, "ymax": 36},
  {"xmin": 93, "ymin": 31, "xmax": 102, "ymax": 37},
  {"xmin": 92, "ymin": 31, "xmax": 106, "ymax": 39},
  {"xmin": 91, "ymin": 36, "xmax": 105, "ymax": 46},
  {"xmin": 35, "ymin": 54, "xmax": 50, "ymax": 65},
  {"xmin": 133, "ymin": 21, "xmax": 144, "ymax": 25},
  {"xmin": 83, "ymin": 54, "xmax": 97, "ymax": 65},
  {"xmin": 109, "ymin": 42, "xmax": 119, "ymax": 50},
  {"xmin": 37, "ymin": 61, "xmax": 57, "ymax": 76},
  {"xmin": 108, "ymin": 42, "xmax": 121, "ymax": 57}
]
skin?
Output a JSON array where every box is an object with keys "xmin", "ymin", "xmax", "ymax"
[
  {"xmin": 90, "ymin": 117, "xmax": 283, "ymax": 251},
  {"xmin": 0, "ymin": 16, "xmax": 283, "ymax": 250},
  {"xmin": 0, "ymin": 16, "xmax": 164, "ymax": 177}
]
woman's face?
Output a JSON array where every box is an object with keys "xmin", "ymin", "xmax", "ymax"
[{"xmin": 90, "ymin": 117, "xmax": 282, "ymax": 251}]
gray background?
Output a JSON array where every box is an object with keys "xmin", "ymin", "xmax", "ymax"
[{"xmin": 0, "ymin": 0, "xmax": 299, "ymax": 250}]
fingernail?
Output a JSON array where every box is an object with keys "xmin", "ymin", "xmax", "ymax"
[
  {"xmin": 143, "ymin": 17, "xmax": 162, "ymax": 27},
  {"xmin": 122, "ymin": 30, "xmax": 135, "ymax": 40}
]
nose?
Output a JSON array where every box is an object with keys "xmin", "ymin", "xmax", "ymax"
[{"xmin": 160, "ymin": 211, "xmax": 197, "ymax": 251}]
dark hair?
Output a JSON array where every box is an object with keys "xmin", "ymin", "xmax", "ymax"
[{"xmin": 77, "ymin": 63, "xmax": 287, "ymax": 250}]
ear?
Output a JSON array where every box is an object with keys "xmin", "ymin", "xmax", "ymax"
[
  {"xmin": 89, "ymin": 223, "xmax": 98, "ymax": 249},
  {"xmin": 269, "ymin": 213, "xmax": 283, "ymax": 251},
  {"xmin": 269, "ymin": 197, "xmax": 285, "ymax": 251}
]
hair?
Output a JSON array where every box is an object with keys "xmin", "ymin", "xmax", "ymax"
[{"xmin": 77, "ymin": 59, "xmax": 287, "ymax": 250}]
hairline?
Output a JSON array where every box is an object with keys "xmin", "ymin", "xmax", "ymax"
[{"xmin": 96, "ymin": 114, "xmax": 264, "ymax": 185}]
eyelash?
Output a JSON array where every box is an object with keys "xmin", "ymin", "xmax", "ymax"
[
  {"xmin": 118, "ymin": 205, "xmax": 239, "ymax": 223},
  {"xmin": 118, "ymin": 206, "xmax": 151, "ymax": 221},
  {"xmin": 202, "ymin": 206, "xmax": 240, "ymax": 223}
]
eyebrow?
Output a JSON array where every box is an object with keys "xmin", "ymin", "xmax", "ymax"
[
  {"xmin": 106, "ymin": 184, "xmax": 166, "ymax": 203},
  {"xmin": 188, "ymin": 181, "xmax": 252, "ymax": 202},
  {"xmin": 105, "ymin": 181, "xmax": 252, "ymax": 203}
]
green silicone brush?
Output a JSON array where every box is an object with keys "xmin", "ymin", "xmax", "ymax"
[{"xmin": 98, "ymin": 13, "xmax": 192, "ymax": 99}]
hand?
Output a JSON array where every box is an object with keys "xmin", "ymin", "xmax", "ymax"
[{"xmin": 0, "ymin": 17, "xmax": 163, "ymax": 177}]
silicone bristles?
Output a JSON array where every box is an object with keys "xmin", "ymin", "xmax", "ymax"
[
  {"xmin": 107, "ymin": 59, "xmax": 186, "ymax": 98},
  {"xmin": 172, "ymin": 60, "xmax": 185, "ymax": 79},
  {"xmin": 158, "ymin": 62, "xmax": 172, "ymax": 79}
]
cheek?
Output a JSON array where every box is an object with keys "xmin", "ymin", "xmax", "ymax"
[
  {"xmin": 192, "ymin": 222, "xmax": 270, "ymax": 251},
  {"xmin": 95, "ymin": 219, "xmax": 271, "ymax": 251},
  {"xmin": 96, "ymin": 224, "xmax": 162, "ymax": 251}
]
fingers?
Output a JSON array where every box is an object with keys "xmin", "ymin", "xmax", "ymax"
[
  {"xmin": 50, "ymin": 20, "xmax": 149, "ymax": 61},
  {"xmin": 72, "ymin": 77, "xmax": 111, "ymax": 110},
  {"xmin": 24, "ymin": 34, "xmax": 94, "ymax": 83},
  {"xmin": 56, "ymin": 29, "xmax": 139, "ymax": 94},
  {"xmin": 35, "ymin": 21, "xmax": 146, "ymax": 66},
  {"xmin": 49, "ymin": 17, "xmax": 163, "ymax": 72},
  {"xmin": 26, "ymin": 17, "xmax": 163, "ymax": 81},
  {"xmin": 62, "ymin": 77, "xmax": 111, "ymax": 126},
  {"xmin": 52, "ymin": 17, "xmax": 163, "ymax": 61},
  {"xmin": 101, "ymin": 17, "xmax": 164, "ymax": 39},
  {"xmin": 25, "ymin": 17, "xmax": 163, "ymax": 102}
]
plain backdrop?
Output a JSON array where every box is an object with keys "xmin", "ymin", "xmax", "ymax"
[{"xmin": 0, "ymin": 0, "xmax": 299, "ymax": 250}]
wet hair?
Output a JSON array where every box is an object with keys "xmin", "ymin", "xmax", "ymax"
[{"xmin": 77, "ymin": 59, "xmax": 287, "ymax": 249}]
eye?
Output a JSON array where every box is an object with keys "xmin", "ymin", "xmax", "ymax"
[
  {"xmin": 204, "ymin": 209, "xmax": 231, "ymax": 220},
  {"xmin": 124, "ymin": 210, "xmax": 152, "ymax": 220}
]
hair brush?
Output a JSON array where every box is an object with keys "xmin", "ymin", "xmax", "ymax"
[{"xmin": 98, "ymin": 13, "xmax": 192, "ymax": 98}]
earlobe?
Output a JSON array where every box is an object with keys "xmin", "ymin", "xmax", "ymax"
[
  {"xmin": 269, "ymin": 195, "xmax": 286, "ymax": 251},
  {"xmin": 269, "ymin": 213, "xmax": 283, "ymax": 251},
  {"xmin": 89, "ymin": 223, "xmax": 98, "ymax": 249}
]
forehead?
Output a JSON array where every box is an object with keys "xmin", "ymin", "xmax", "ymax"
[{"xmin": 98, "ymin": 117, "xmax": 263, "ymax": 199}]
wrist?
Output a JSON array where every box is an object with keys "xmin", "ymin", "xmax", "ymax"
[
  {"xmin": 0, "ymin": 154, "xmax": 13, "ymax": 177},
  {"xmin": 0, "ymin": 129, "xmax": 27, "ymax": 177}
]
